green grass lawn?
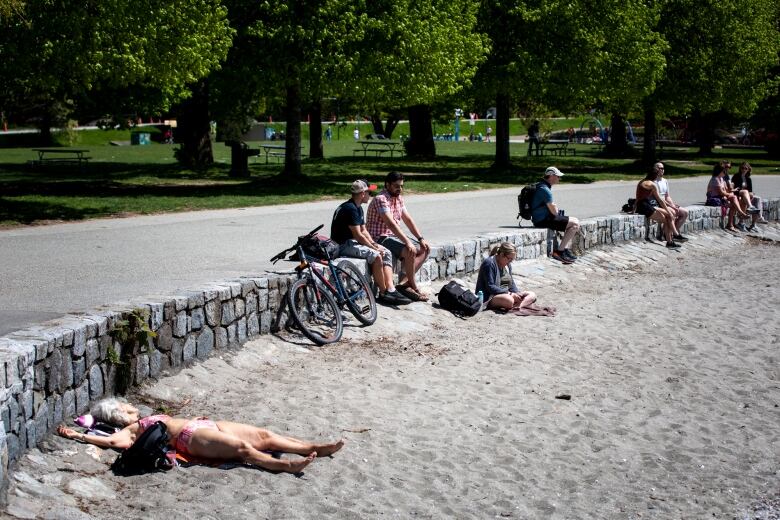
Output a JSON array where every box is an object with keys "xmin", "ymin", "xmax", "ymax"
[{"xmin": 1, "ymin": 129, "xmax": 778, "ymax": 227}]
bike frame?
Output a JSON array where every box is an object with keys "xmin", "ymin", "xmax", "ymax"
[{"xmin": 293, "ymin": 245, "xmax": 353, "ymax": 306}]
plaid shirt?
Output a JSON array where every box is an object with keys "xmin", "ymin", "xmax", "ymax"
[{"xmin": 366, "ymin": 189, "xmax": 406, "ymax": 239}]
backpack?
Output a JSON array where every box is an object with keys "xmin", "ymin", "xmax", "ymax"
[
  {"xmin": 621, "ymin": 198, "xmax": 636, "ymax": 213},
  {"xmin": 294, "ymin": 233, "xmax": 340, "ymax": 261},
  {"xmin": 111, "ymin": 421, "xmax": 174, "ymax": 476},
  {"xmin": 437, "ymin": 280, "xmax": 481, "ymax": 317},
  {"xmin": 517, "ymin": 183, "xmax": 540, "ymax": 222}
]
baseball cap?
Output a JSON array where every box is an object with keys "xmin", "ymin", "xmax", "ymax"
[
  {"xmin": 544, "ymin": 166, "xmax": 564, "ymax": 177},
  {"xmin": 351, "ymin": 179, "xmax": 378, "ymax": 193}
]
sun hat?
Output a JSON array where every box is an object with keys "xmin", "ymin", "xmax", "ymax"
[
  {"xmin": 545, "ymin": 166, "xmax": 564, "ymax": 177},
  {"xmin": 351, "ymin": 179, "xmax": 377, "ymax": 193}
]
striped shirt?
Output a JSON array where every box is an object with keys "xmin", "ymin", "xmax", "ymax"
[{"xmin": 366, "ymin": 189, "xmax": 406, "ymax": 239}]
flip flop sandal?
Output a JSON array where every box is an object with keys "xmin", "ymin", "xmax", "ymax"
[{"xmin": 397, "ymin": 285, "xmax": 428, "ymax": 302}]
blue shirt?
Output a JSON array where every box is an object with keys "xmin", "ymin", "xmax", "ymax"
[{"xmin": 531, "ymin": 180, "xmax": 553, "ymax": 223}]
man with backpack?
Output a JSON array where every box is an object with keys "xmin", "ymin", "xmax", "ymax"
[
  {"xmin": 331, "ymin": 179, "xmax": 412, "ymax": 306},
  {"xmin": 531, "ymin": 166, "xmax": 580, "ymax": 264}
]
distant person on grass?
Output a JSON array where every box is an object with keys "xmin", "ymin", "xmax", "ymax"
[
  {"xmin": 527, "ymin": 120, "xmax": 541, "ymax": 156},
  {"xmin": 530, "ymin": 166, "xmax": 581, "ymax": 264},
  {"xmin": 366, "ymin": 172, "xmax": 430, "ymax": 302},
  {"xmin": 652, "ymin": 162, "xmax": 689, "ymax": 242},
  {"xmin": 330, "ymin": 180, "xmax": 411, "ymax": 306},
  {"xmin": 635, "ymin": 169, "xmax": 682, "ymax": 248}
]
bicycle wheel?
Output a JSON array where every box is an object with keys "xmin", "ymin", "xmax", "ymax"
[
  {"xmin": 287, "ymin": 278, "xmax": 343, "ymax": 345},
  {"xmin": 334, "ymin": 260, "xmax": 377, "ymax": 326}
]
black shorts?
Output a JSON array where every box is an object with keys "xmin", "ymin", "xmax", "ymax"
[
  {"xmin": 533, "ymin": 214, "xmax": 569, "ymax": 232},
  {"xmin": 636, "ymin": 199, "xmax": 656, "ymax": 217}
]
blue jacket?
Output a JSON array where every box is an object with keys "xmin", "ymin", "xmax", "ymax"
[{"xmin": 475, "ymin": 255, "xmax": 518, "ymax": 298}]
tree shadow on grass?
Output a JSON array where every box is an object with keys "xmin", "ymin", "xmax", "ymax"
[{"xmin": 0, "ymin": 198, "xmax": 112, "ymax": 224}]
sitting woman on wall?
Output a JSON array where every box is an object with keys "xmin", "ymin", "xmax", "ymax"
[
  {"xmin": 731, "ymin": 162, "xmax": 764, "ymax": 230},
  {"xmin": 475, "ymin": 242, "xmax": 553, "ymax": 316},
  {"xmin": 56, "ymin": 397, "xmax": 344, "ymax": 473},
  {"xmin": 706, "ymin": 165, "xmax": 749, "ymax": 231},
  {"xmin": 635, "ymin": 169, "xmax": 682, "ymax": 248}
]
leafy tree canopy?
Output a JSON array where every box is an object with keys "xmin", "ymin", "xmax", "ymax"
[{"xmin": 651, "ymin": 0, "xmax": 780, "ymax": 117}]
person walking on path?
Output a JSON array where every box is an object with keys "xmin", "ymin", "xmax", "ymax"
[
  {"xmin": 530, "ymin": 167, "xmax": 581, "ymax": 264},
  {"xmin": 366, "ymin": 172, "xmax": 431, "ymax": 302},
  {"xmin": 330, "ymin": 180, "xmax": 411, "ymax": 306}
]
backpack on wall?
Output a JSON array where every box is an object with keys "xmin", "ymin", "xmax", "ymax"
[
  {"xmin": 437, "ymin": 281, "xmax": 481, "ymax": 317},
  {"xmin": 293, "ymin": 234, "xmax": 340, "ymax": 261},
  {"xmin": 517, "ymin": 183, "xmax": 539, "ymax": 223},
  {"xmin": 111, "ymin": 421, "xmax": 174, "ymax": 476}
]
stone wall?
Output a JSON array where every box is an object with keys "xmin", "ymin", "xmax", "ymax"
[{"xmin": 0, "ymin": 199, "xmax": 777, "ymax": 494}]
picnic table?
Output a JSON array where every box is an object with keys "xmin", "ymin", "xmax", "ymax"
[
  {"xmin": 258, "ymin": 144, "xmax": 307, "ymax": 164},
  {"xmin": 29, "ymin": 148, "xmax": 91, "ymax": 172},
  {"xmin": 353, "ymin": 139, "xmax": 402, "ymax": 158},
  {"xmin": 539, "ymin": 140, "xmax": 575, "ymax": 156}
]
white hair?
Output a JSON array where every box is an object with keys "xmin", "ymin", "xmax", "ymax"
[{"xmin": 90, "ymin": 397, "xmax": 131, "ymax": 426}]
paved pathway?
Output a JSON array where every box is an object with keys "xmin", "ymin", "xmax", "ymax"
[{"xmin": 1, "ymin": 175, "xmax": 779, "ymax": 335}]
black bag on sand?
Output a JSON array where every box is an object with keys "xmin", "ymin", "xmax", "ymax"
[
  {"xmin": 111, "ymin": 421, "xmax": 174, "ymax": 475},
  {"xmin": 437, "ymin": 281, "xmax": 481, "ymax": 317}
]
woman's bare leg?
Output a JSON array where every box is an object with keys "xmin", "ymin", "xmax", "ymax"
[
  {"xmin": 513, "ymin": 291, "xmax": 537, "ymax": 310},
  {"xmin": 487, "ymin": 293, "xmax": 514, "ymax": 311},
  {"xmin": 216, "ymin": 421, "xmax": 344, "ymax": 457},
  {"xmin": 188, "ymin": 428, "xmax": 316, "ymax": 473}
]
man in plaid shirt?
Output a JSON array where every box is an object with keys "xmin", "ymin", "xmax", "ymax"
[{"xmin": 366, "ymin": 171, "xmax": 431, "ymax": 302}]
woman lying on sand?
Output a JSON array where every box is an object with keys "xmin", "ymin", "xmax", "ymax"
[{"xmin": 57, "ymin": 397, "xmax": 344, "ymax": 473}]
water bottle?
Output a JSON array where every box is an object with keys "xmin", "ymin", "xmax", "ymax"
[{"xmin": 476, "ymin": 290, "xmax": 484, "ymax": 308}]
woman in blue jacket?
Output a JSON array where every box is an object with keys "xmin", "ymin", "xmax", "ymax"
[{"xmin": 475, "ymin": 242, "xmax": 537, "ymax": 311}]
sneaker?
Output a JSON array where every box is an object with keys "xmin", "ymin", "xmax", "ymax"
[
  {"xmin": 736, "ymin": 223, "xmax": 748, "ymax": 232},
  {"xmin": 746, "ymin": 225, "xmax": 756, "ymax": 232},
  {"xmin": 562, "ymin": 249, "xmax": 578, "ymax": 261},
  {"xmin": 758, "ymin": 218, "xmax": 769, "ymax": 224},
  {"xmin": 550, "ymin": 250, "xmax": 574, "ymax": 264},
  {"xmin": 666, "ymin": 241, "xmax": 681, "ymax": 249},
  {"xmin": 378, "ymin": 290, "xmax": 412, "ymax": 306},
  {"xmin": 747, "ymin": 205, "xmax": 760, "ymax": 214},
  {"xmin": 672, "ymin": 234, "xmax": 689, "ymax": 242}
]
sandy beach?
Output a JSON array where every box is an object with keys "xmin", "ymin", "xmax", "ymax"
[{"xmin": 6, "ymin": 228, "xmax": 780, "ymax": 519}]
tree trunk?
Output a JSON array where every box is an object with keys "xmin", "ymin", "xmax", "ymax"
[
  {"xmin": 693, "ymin": 110, "xmax": 715, "ymax": 155},
  {"xmin": 642, "ymin": 106, "xmax": 657, "ymax": 168},
  {"xmin": 406, "ymin": 104, "xmax": 435, "ymax": 157},
  {"xmin": 174, "ymin": 80, "xmax": 213, "ymax": 169},
  {"xmin": 492, "ymin": 93, "xmax": 511, "ymax": 169},
  {"xmin": 309, "ymin": 100, "xmax": 323, "ymax": 159},
  {"xmin": 606, "ymin": 112, "xmax": 627, "ymax": 155},
  {"xmin": 284, "ymin": 84, "xmax": 303, "ymax": 177},
  {"xmin": 370, "ymin": 112, "xmax": 402, "ymax": 138},
  {"xmin": 38, "ymin": 110, "xmax": 53, "ymax": 146}
]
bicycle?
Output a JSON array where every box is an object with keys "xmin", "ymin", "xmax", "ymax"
[{"xmin": 270, "ymin": 225, "xmax": 377, "ymax": 345}]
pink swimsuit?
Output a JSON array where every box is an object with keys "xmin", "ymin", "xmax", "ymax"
[{"xmin": 137, "ymin": 415, "xmax": 219, "ymax": 455}]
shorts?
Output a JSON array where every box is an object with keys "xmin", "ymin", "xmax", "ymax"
[
  {"xmin": 532, "ymin": 214, "xmax": 569, "ymax": 232},
  {"xmin": 338, "ymin": 239, "xmax": 392, "ymax": 267},
  {"xmin": 635, "ymin": 199, "xmax": 657, "ymax": 217},
  {"xmin": 175, "ymin": 419, "xmax": 219, "ymax": 455},
  {"xmin": 377, "ymin": 236, "xmax": 420, "ymax": 261}
]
